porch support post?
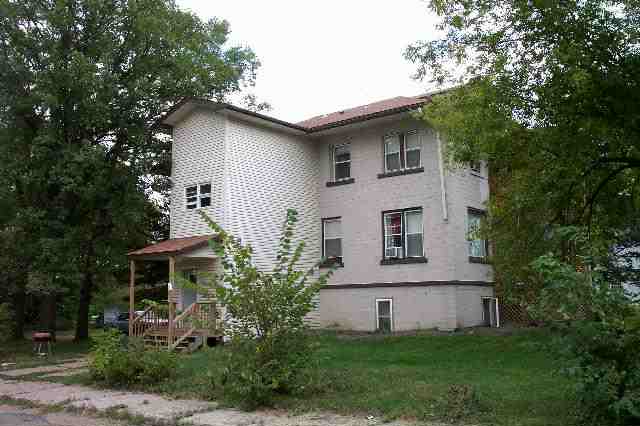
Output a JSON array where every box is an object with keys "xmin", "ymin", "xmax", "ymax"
[
  {"xmin": 129, "ymin": 259, "xmax": 136, "ymax": 336},
  {"xmin": 168, "ymin": 256, "xmax": 176, "ymax": 349}
]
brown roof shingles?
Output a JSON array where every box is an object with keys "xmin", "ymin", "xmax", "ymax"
[
  {"xmin": 297, "ymin": 95, "xmax": 431, "ymax": 131},
  {"xmin": 128, "ymin": 235, "xmax": 216, "ymax": 258}
]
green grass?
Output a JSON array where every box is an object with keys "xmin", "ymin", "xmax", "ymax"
[
  {"xmin": 7, "ymin": 328, "xmax": 575, "ymax": 425},
  {"xmin": 0, "ymin": 330, "xmax": 101, "ymax": 369},
  {"xmin": 145, "ymin": 329, "xmax": 576, "ymax": 426}
]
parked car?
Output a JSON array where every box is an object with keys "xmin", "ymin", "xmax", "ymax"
[{"xmin": 104, "ymin": 312, "xmax": 138, "ymax": 334}]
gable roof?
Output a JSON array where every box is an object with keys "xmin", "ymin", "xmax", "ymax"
[
  {"xmin": 128, "ymin": 235, "xmax": 216, "ymax": 259},
  {"xmin": 157, "ymin": 94, "xmax": 431, "ymax": 134}
]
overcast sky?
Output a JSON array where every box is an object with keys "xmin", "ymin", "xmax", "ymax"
[{"xmin": 176, "ymin": 0, "xmax": 441, "ymax": 122}]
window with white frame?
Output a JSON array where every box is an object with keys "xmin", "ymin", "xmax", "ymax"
[
  {"xmin": 383, "ymin": 130, "xmax": 422, "ymax": 172},
  {"xmin": 322, "ymin": 217, "xmax": 343, "ymax": 264},
  {"xmin": 383, "ymin": 208, "xmax": 423, "ymax": 259},
  {"xmin": 185, "ymin": 183, "xmax": 211, "ymax": 210},
  {"xmin": 384, "ymin": 134, "xmax": 402, "ymax": 172},
  {"xmin": 467, "ymin": 209, "xmax": 487, "ymax": 258},
  {"xmin": 376, "ymin": 298, "xmax": 393, "ymax": 332},
  {"xmin": 404, "ymin": 130, "xmax": 421, "ymax": 168},
  {"xmin": 333, "ymin": 144, "xmax": 351, "ymax": 181}
]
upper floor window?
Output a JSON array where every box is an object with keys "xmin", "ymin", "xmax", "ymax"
[
  {"xmin": 333, "ymin": 144, "xmax": 351, "ymax": 181},
  {"xmin": 467, "ymin": 208, "xmax": 488, "ymax": 259},
  {"xmin": 383, "ymin": 208, "xmax": 423, "ymax": 259},
  {"xmin": 469, "ymin": 161, "xmax": 482, "ymax": 175},
  {"xmin": 383, "ymin": 131, "xmax": 422, "ymax": 173},
  {"xmin": 322, "ymin": 217, "xmax": 343, "ymax": 265},
  {"xmin": 185, "ymin": 183, "xmax": 211, "ymax": 210}
]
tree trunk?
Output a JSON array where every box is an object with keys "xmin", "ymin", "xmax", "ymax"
[
  {"xmin": 11, "ymin": 285, "xmax": 26, "ymax": 340},
  {"xmin": 39, "ymin": 292, "xmax": 57, "ymax": 341},
  {"xmin": 74, "ymin": 272, "xmax": 93, "ymax": 341}
]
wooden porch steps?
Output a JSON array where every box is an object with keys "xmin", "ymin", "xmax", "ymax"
[{"xmin": 142, "ymin": 328, "xmax": 215, "ymax": 352}]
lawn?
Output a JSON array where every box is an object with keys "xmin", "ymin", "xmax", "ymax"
[
  {"xmin": 147, "ymin": 328, "xmax": 576, "ymax": 426},
  {"xmin": 0, "ymin": 331, "xmax": 98, "ymax": 369},
  {"xmin": 3, "ymin": 328, "xmax": 575, "ymax": 425}
]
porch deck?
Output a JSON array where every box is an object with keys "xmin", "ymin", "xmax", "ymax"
[{"xmin": 130, "ymin": 301, "xmax": 223, "ymax": 351}]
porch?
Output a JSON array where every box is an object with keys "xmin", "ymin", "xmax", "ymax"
[{"xmin": 127, "ymin": 235, "xmax": 224, "ymax": 351}]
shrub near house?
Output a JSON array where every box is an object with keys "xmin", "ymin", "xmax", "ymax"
[
  {"xmin": 200, "ymin": 209, "xmax": 333, "ymax": 408},
  {"xmin": 89, "ymin": 329, "xmax": 176, "ymax": 386}
]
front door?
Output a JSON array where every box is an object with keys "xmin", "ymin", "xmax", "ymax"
[{"xmin": 181, "ymin": 269, "xmax": 198, "ymax": 310}]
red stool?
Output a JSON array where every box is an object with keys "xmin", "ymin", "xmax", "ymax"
[{"xmin": 32, "ymin": 332, "xmax": 53, "ymax": 356}]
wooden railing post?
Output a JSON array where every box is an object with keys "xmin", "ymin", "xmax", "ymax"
[{"xmin": 168, "ymin": 256, "xmax": 176, "ymax": 349}]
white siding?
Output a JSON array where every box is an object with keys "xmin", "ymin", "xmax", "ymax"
[
  {"xmin": 170, "ymin": 109, "xmax": 226, "ymax": 238},
  {"xmin": 223, "ymin": 117, "xmax": 322, "ymax": 323}
]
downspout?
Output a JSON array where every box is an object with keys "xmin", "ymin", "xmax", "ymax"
[{"xmin": 436, "ymin": 131, "xmax": 449, "ymax": 222}]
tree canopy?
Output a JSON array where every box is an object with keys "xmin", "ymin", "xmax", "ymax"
[
  {"xmin": 0, "ymin": 0, "xmax": 262, "ymax": 339},
  {"xmin": 406, "ymin": 0, "xmax": 640, "ymax": 298}
]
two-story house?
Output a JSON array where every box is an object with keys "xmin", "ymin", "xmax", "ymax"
[{"xmin": 127, "ymin": 94, "xmax": 494, "ymax": 348}]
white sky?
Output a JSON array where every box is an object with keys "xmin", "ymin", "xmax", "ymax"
[{"xmin": 176, "ymin": 0, "xmax": 441, "ymax": 123}]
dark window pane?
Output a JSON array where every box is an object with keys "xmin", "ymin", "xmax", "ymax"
[
  {"xmin": 335, "ymin": 152, "xmax": 350, "ymax": 163},
  {"xmin": 186, "ymin": 186, "xmax": 197, "ymax": 197},
  {"xmin": 378, "ymin": 317, "xmax": 391, "ymax": 333},
  {"xmin": 335, "ymin": 162, "xmax": 350, "ymax": 180},
  {"xmin": 406, "ymin": 150, "xmax": 420, "ymax": 168},
  {"xmin": 200, "ymin": 184, "xmax": 211, "ymax": 194},
  {"xmin": 386, "ymin": 153, "xmax": 400, "ymax": 171},
  {"xmin": 378, "ymin": 300, "xmax": 391, "ymax": 316},
  {"xmin": 335, "ymin": 144, "xmax": 350, "ymax": 161},
  {"xmin": 200, "ymin": 196, "xmax": 211, "ymax": 207},
  {"xmin": 407, "ymin": 234, "xmax": 423, "ymax": 257},
  {"xmin": 325, "ymin": 238, "xmax": 342, "ymax": 258}
]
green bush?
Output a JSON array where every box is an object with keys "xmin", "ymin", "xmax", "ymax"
[
  {"xmin": 215, "ymin": 330, "xmax": 315, "ymax": 409},
  {"xmin": 199, "ymin": 209, "xmax": 333, "ymax": 408},
  {"xmin": 0, "ymin": 303, "xmax": 13, "ymax": 343},
  {"xmin": 533, "ymin": 254, "xmax": 640, "ymax": 425},
  {"xmin": 89, "ymin": 329, "xmax": 177, "ymax": 386}
]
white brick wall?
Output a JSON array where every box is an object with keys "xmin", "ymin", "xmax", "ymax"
[
  {"xmin": 316, "ymin": 116, "xmax": 492, "ymax": 285},
  {"xmin": 319, "ymin": 284, "xmax": 493, "ymax": 332}
]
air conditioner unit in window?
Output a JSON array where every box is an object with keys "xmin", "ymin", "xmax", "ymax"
[{"xmin": 385, "ymin": 247, "xmax": 403, "ymax": 259}]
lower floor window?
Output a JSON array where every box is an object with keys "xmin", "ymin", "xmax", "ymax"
[
  {"xmin": 376, "ymin": 298, "xmax": 393, "ymax": 332},
  {"xmin": 383, "ymin": 208, "xmax": 423, "ymax": 259}
]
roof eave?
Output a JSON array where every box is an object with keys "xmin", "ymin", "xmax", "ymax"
[
  {"xmin": 127, "ymin": 237, "xmax": 217, "ymax": 260},
  {"xmin": 306, "ymin": 101, "xmax": 430, "ymax": 134}
]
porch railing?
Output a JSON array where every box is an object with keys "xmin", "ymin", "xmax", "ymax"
[
  {"xmin": 130, "ymin": 306, "xmax": 170, "ymax": 337},
  {"xmin": 170, "ymin": 301, "xmax": 220, "ymax": 350},
  {"xmin": 130, "ymin": 301, "xmax": 221, "ymax": 350}
]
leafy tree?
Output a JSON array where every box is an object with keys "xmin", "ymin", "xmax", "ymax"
[
  {"xmin": 0, "ymin": 0, "xmax": 262, "ymax": 340},
  {"xmin": 406, "ymin": 0, "xmax": 640, "ymax": 300},
  {"xmin": 532, "ymin": 251, "xmax": 640, "ymax": 425}
]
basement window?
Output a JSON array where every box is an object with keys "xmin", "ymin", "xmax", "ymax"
[{"xmin": 376, "ymin": 298, "xmax": 393, "ymax": 332}]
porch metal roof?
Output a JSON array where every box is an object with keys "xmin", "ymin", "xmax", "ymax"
[{"xmin": 128, "ymin": 235, "xmax": 216, "ymax": 259}]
